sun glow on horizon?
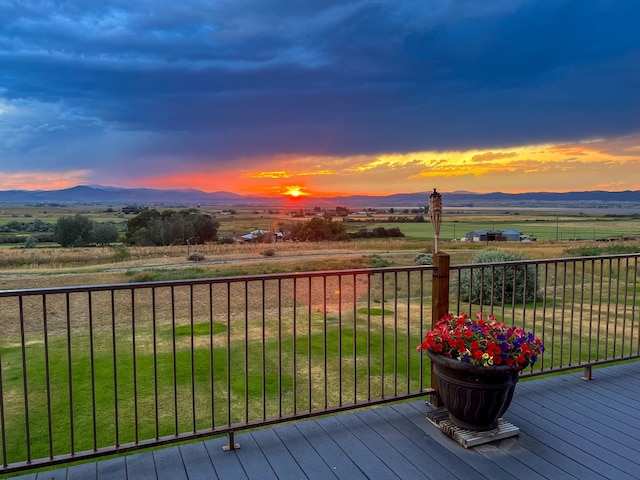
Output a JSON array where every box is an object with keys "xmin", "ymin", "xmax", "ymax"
[
  {"xmin": 283, "ymin": 185, "xmax": 308, "ymax": 197},
  {"xmin": 3, "ymin": 136, "xmax": 639, "ymax": 195}
]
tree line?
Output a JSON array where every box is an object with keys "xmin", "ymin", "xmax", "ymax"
[
  {"xmin": 51, "ymin": 208, "xmax": 220, "ymax": 248},
  {"xmin": 125, "ymin": 208, "xmax": 219, "ymax": 246},
  {"xmin": 51, "ymin": 210, "xmax": 403, "ymax": 248}
]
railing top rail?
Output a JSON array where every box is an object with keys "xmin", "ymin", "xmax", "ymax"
[
  {"xmin": 451, "ymin": 252, "xmax": 640, "ymax": 271},
  {"xmin": 1, "ymin": 251, "xmax": 639, "ymax": 297},
  {"xmin": 0, "ymin": 263, "xmax": 437, "ymax": 297}
]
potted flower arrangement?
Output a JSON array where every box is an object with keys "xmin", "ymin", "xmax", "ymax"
[{"xmin": 418, "ymin": 312, "xmax": 544, "ymax": 431}]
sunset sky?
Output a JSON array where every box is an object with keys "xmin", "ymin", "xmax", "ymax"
[{"xmin": 1, "ymin": 1, "xmax": 639, "ymax": 198}]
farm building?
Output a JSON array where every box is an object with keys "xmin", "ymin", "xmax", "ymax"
[
  {"xmin": 464, "ymin": 229, "xmax": 524, "ymax": 242},
  {"xmin": 240, "ymin": 229, "xmax": 283, "ymax": 243}
]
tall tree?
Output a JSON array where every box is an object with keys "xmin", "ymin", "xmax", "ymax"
[{"xmin": 54, "ymin": 214, "xmax": 95, "ymax": 247}]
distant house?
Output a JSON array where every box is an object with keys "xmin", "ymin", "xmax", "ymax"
[
  {"xmin": 240, "ymin": 229, "xmax": 283, "ymax": 243},
  {"xmin": 464, "ymin": 229, "xmax": 524, "ymax": 242}
]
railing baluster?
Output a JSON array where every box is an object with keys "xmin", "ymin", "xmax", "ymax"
[
  {"xmin": 308, "ymin": 276, "xmax": 313, "ymax": 412},
  {"xmin": 244, "ymin": 282, "xmax": 249, "ymax": 423},
  {"xmin": 262, "ymin": 280, "xmax": 267, "ymax": 420},
  {"xmin": 541, "ymin": 263, "xmax": 549, "ymax": 370},
  {"xmin": 366, "ymin": 273, "xmax": 372, "ymax": 401},
  {"xmin": 0, "ymin": 318, "xmax": 7, "ymax": 467},
  {"xmin": 613, "ymin": 258, "xmax": 622, "ymax": 358},
  {"xmin": 605, "ymin": 258, "xmax": 613, "ymax": 358},
  {"xmin": 560, "ymin": 261, "xmax": 567, "ymax": 365},
  {"xmin": 65, "ymin": 292, "xmax": 74, "ymax": 456},
  {"xmin": 323, "ymin": 276, "xmax": 328, "ymax": 409},
  {"xmin": 171, "ymin": 286, "xmax": 178, "ymax": 435},
  {"xmin": 337, "ymin": 275, "xmax": 342, "ymax": 406},
  {"xmin": 131, "ymin": 289, "xmax": 139, "ymax": 444},
  {"xmin": 151, "ymin": 288, "xmax": 159, "ymax": 440},
  {"xmin": 577, "ymin": 260, "xmax": 585, "ymax": 364},
  {"xmin": 226, "ymin": 283, "xmax": 232, "ymax": 427},
  {"xmin": 406, "ymin": 271, "xmax": 411, "ymax": 394},
  {"xmin": 88, "ymin": 292, "xmax": 97, "ymax": 451},
  {"xmin": 190, "ymin": 285, "xmax": 196, "ymax": 433},
  {"xmin": 629, "ymin": 257, "xmax": 640, "ymax": 355},
  {"xmin": 621, "ymin": 258, "xmax": 629, "ymax": 357},
  {"xmin": 277, "ymin": 279, "xmax": 283, "ymax": 417},
  {"xmin": 111, "ymin": 290, "xmax": 120, "ymax": 446},
  {"xmin": 380, "ymin": 272, "xmax": 385, "ymax": 398},
  {"xmin": 352, "ymin": 273, "xmax": 358, "ymax": 403},
  {"xmin": 393, "ymin": 272, "xmax": 398, "ymax": 397},
  {"xmin": 18, "ymin": 296, "xmax": 31, "ymax": 463},
  {"xmin": 209, "ymin": 283, "xmax": 215, "ymax": 429},
  {"xmin": 633, "ymin": 256, "xmax": 639, "ymax": 356},
  {"xmin": 596, "ymin": 259, "xmax": 604, "ymax": 360},
  {"xmin": 418, "ymin": 269, "xmax": 424, "ymax": 392},
  {"xmin": 42, "ymin": 296, "xmax": 53, "ymax": 459},
  {"xmin": 588, "ymin": 259, "xmax": 595, "ymax": 363}
]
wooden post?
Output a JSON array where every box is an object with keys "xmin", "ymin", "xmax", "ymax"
[{"xmin": 430, "ymin": 252, "xmax": 450, "ymax": 406}]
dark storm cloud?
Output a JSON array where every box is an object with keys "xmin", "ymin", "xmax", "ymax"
[{"xmin": 0, "ymin": 0, "xmax": 639, "ymax": 173}]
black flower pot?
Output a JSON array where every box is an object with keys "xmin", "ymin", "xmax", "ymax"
[{"xmin": 427, "ymin": 350, "xmax": 520, "ymax": 431}]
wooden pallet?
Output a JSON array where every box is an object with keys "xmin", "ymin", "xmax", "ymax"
[{"xmin": 426, "ymin": 405, "xmax": 519, "ymax": 448}]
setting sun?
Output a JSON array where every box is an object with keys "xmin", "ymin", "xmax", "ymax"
[{"xmin": 284, "ymin": 185, "xmax": 307, "ymax": 197}]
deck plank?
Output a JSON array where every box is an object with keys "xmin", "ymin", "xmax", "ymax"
[
  {"xmin": 355, "ymin": 407, "xmax": 470, "ymax": 480},
  {"xmin": 397, "ymin": 402, "xmax": 516, "ymax": 480},
  {"xmin": 335, "ymin": 410, "xmax": 427, "ymax": 479},
  {"xmin": 203, "ymin": 437, "xmax": 248, "ymax": 480},
  {"xmin": 9, "ymin": 361, "xmax": 640, "ymax": 480},
  {"xmin": 522, "ymin": 382, "xmax": 640, "ymax": 442},
  {"xmin": 153, "ymin": 445, "xmax": 188, "ymax": 480},
  {"xmin": 125, "ymin": 451, "xmax": 158, "ymax": 480},
  {"xmin": 232, "ymin": 431, "xmax": 279, "ymax": 480},
  {"xmin": 272, "ymin": 424, "xmax": 339, "ymax": 480},
  {"xmin": 250, "ymin": 428, "xmax": 306, "ymax": 479},
  {"xmin": 296, "ymin": 419, "xmax": 369, "ymax": 479},
  {"xmin": 179, "ymin": 442, "xmax": 218, "ymax": 480},
  {"xmin": 510, "ymin": 391, "xmax": 639, "ymax": 478},
  {"xmin": 517, "ymin": 378, "xmax": 640, "ymax": 450},
  {"xmin": 315, "ymin": 414, "xmax": 400, "ymax": 479},
  {"xmin": 65, "ymin": 462, "xmax": 97, "ymax": 480},
  {"xmin": 96, "ymin": 456, "xmax": 127, "ymax": 480}
]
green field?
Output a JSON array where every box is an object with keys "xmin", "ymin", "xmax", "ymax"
[{"xmin": 2, "ymin": 204, "xmax": 639, "ymax": 246}]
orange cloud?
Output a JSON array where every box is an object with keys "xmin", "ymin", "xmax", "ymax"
[
  {"xmin": 471, "ymin": 151, "xmax": 519, "ymax": 162},
  {"xmin": 0, "ymin": 170, "xmax": 91, "ymax": 190},
  {"xmin": 8, "ymin": 135, "xmax": 640, "ymax": 196},
  {"xmin": 244, "ymin": 171, "xmax": 291, "ymax": 179}
]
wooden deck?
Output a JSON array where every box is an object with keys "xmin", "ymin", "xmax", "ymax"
[{"xmin": 13, "ymin": 361, "xmax": 640, "ymax": 480}]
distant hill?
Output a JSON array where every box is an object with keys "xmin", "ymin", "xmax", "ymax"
[{"xmin": 0, "ymin": 185, "xmax": 639, "ymax": 209}]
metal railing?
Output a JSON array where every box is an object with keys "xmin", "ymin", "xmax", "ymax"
[
  {"xmin": 450, "ymin": 254, "xmax": 640, "ymax": 374},
  {"xmin": 0, "ymin": 253, "xmax": 639, "ymax": 473}
]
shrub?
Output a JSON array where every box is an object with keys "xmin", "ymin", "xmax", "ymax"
[
  {"xmin": 260, "ymin": 248, "xmax": 276, "ymax": 257},
  {"xmin": 188, "ymin": 252, "xmax": 205, "ymax": 261},
  {"xmin": 127, "ymin": 270, "xmax": 157, "ymax": 282},
  {"xmin": 24, "ymin": 236, "xmax": 38, "ymax": 249},
  {"xmin": 413, "ymin": 253, "xmax": 433, "ymax": 265},
  {"xmin": 564, "ymin": 245, "xmax": 602, "ymax": 257},
  {"xmin": 365, "ymin": 254, "xmax": 390, "ymax": 268},
  {"xmin": 458, "ymin": 250, "xmax": 539, "ymax": 306},
  {"xmin": 111, "ymin": 244, "xmax": 131, "ymax": 262}
]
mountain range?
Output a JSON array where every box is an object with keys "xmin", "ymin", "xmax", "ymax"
[{"xmin": 0, "ymin": 185, "xmax": 639, "ymax": 209}]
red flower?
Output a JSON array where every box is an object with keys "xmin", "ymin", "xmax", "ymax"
[{"xmin": 418, "ymin": 313, "xmax": 545, "ymax": 369}]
